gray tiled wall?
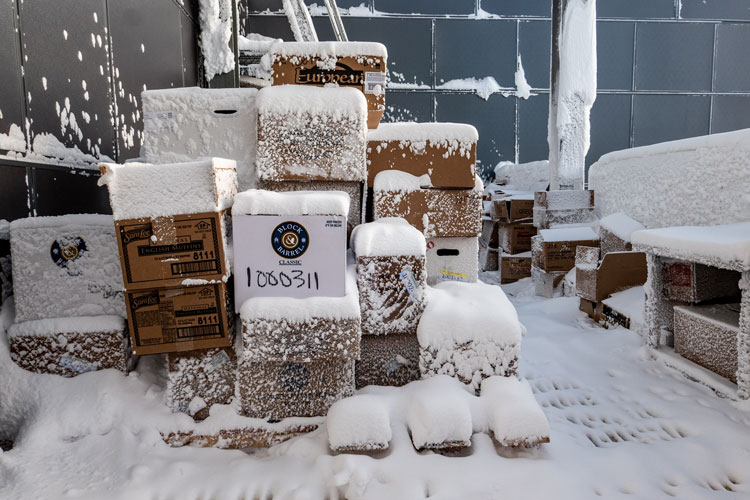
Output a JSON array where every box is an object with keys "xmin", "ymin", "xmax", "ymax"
[{"xmin": 246, "ymin": 0, "xmax": 750, "ymax": 180}]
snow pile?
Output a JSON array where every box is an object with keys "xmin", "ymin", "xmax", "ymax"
[
  {"xmin": 269, "ymin": 41, "xmax": 388, "ymax": 62},
  {"xmin": 141, "ymin": 87, "xmax": 259, "ymax": 190},
  {"xmin": 238, "ymin": 33, "xmax": 281, "ymax": 51},
  {"xmin": 7, "ymin": 315, "xmax": 124, "ymax": 338},
  {"xmin": 373, "ymin": 171, "xmax": 430, "ymax": 192},
  {"xmin": 327, "ymin": 395, "xmax": 391, "ymax": 451},
  {"xmin": 599, "ymin": 212, "xmax": 645, "ymax": 242},
  {"xmin": 233, "ymin": 189, "xmax": 350, "ymax": 217},
  {"xmin": 438, "ymin": 76, "xmax": 502, "ymax": 101},
  {"xmin": 481, "ymin": 377, "xmax": 550, "ymax": 446},
  {"xmin": 350, "ymin": 218, "xmax": 426, "ymax": 257},
  {"xmin": 10, "ymin": 215, "xmax": 125, "ymax": 322},
  {"xmin": 0, "ymin": 123, "xmax": 26, "ymax": 152},
  {"xmin": 407, "ymin": 384, "xmax": 473, "ymax": 450},
  {"xmin": 494, "ymin": 160, "xmax": 549, "ymax": 191},
  {"xmin": 98, "ymin": 158, "xmax": 238, "ymax": 220},
  {"xmin": 602, "ymin": 286, "xmax": 645, "ymax": 332},
  {"xmin": 515, "ymin": 56, "xmax": 533, "ymax": 100},
  {"xmin": 632, "ymin": 222, "xmax": 750, "ymax": 270},
  {"xmin": 256, "ymin": 86, "xmax": 367, "ymax": 183},
  {"xmin": 199, "ymin": 0, "xmax": 234, "ymax": 81},
  {"xmin": 367, "ymin": 122, "xmax": 477, "ymax": 157},
  {"xmin": 589, "ymin": 129, "xmax": 750, "ymax": 228},
  {"xmin": 418, "ymin": 281, "xmax": 523, "ymax": 390}
]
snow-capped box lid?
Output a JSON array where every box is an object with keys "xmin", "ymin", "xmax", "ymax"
[
  {"xmin": 417, "ymin": 281, "xmax": 523, "ymax": 348},
  {"xmin": 142, "ymin": 87, "xmax": 256, "ymax": 108},
  {"xmin": 269, "ymin": 41, "xmax": 387, "ymax": 60},
  {"xmin": 239, "ymin": 264, "xmax": 359, "ymax": 322},
  {"xmin": 98, "ymin": 158, "xmax": 238, "ymax": 221},
  {"xmin": 373, "ymin": 171, "xmax": 431, "ymax": 192},
  {"xmin": 350, "ymin": 218, "xmax": 426, "ymax": 258},
  {"xmin": 539, "ymin": 226, "xmax": 598, "ymax": 242},
  {"xmin": 8, "ymin": 315, "xmax": 126, "ymax": 338},
  {"xmin": 256, "ymin": 85, "xmax": 367, "ymax": 117},
  {"xmin": 233, "ymin": 189, "xmax": 350, "ymax": 217},
  {"xmin": 599, "ymin": 212, "xmax": 645, "ymax": 243},
  {"xmin": 9, "ymin": 214, "xmax": 114, "ymax": 231},
  {"xmin": 367, "ymin": 122, "xmax": 478, "ymax": 145}
]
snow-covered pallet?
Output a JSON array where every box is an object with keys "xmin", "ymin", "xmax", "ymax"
[
  {"xmin": 418, "ymin": 282, "xmax": 523, "ymax": 392},
  {"xmin": 162, "ymin": 419, "xmax": 323, "ymax": 449},
  {"xmin": 8, "ymin": 315, "xmax": 131, "ymax": 377},
  {"xmin": 256, "ymin": 86, "xmax": 367, "ymax": 183},
  {"xmin": 141, "ymin": 87, "xmax": 259, "ymax": 191},
  {"xmin": 9, "ymin": 215, "xmax": 125, "ymax": 322}
]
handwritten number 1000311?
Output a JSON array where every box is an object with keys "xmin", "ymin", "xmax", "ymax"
[{"xmin": 246, "ymin": 268, "xmax": 320, "ymax": 290}]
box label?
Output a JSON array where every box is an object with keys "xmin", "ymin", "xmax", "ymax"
[
  {"xmin": 439, "ymin": 269, "xmax": 469, "ymax": 283},
  {"xmin": 365, "ymin": 72, "xmax": 386, "ymax": 94},
  {"xmin": 143, "ymin": 110, "xmax": 175, "ymax": 131},
  {"xmin": 399, "ymin": 266, "xmax": 422, "ymax": 302},
  {"xmin": 116, "ymin": 212, "xmax": 226, "ymax": 289},
  {"xmin": 233, "ymin": 215, "xmax": 347, "ymax": 310}
]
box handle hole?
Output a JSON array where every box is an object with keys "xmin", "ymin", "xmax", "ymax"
[{"xmin": 436, "ymin": 249, "xmax": 460, "ymax": 256}]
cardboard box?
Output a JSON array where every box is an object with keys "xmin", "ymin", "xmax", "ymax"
[
  {"xmin": 575, "ymin": 248, "xmax": 647, "ymax": 303},
  {"xmin": 256, "ymin": 86, "xmax": 368, "ymax": 183},
  {"xmin": 579, "ymin": 297, "xmax": 636, "ymax": 330},
  {"xmin": 532, "ymin": 265, "xmax": 567, "ymax": 298},
  {"xmin": 479, "ymin": 242, "xmax": 499, "ymax": 272},
  {"xmin": 270, "ymin": 41, "xmax": 387, "ymax": 129},
  {"xmin": 662, "ymin": 260, "xmax": 741, "ymax": 303},
  {"xmin": 599, "ymin": 226, "xmax": 632, "ymax": 256},
  {"xmin": 141, "ymin": 87, "xmax": 259, "ymax": 190},
  {"xmin": 674, "ymin": 303, "xmax": 740, "ymax": 383},
  {"xmin": 366, "ymin": 122, "xmax": 477, "ymax": 188},
  {"xmin": 114, "ymin": 211, "xmax": 230, "ymax": 291},
  {"xmin": 257, "ymin": 179, "xmax": 365, "ymax": 238},
  {"xmin": 239, "ymin": 358, "xmax": 355, "ymax": 420},
  {"xmin": 531, "ymin": 227, "xmax": 599, "ymax": 273},
  {"xmin": 425, "ymin": 237, "xmax": 478, "ymax": 286},
  {"xmin": 10, "ymin": 214, "xmax": 125, "ymax": 322},
  {"xmin": 373, "ymin": 172, "xmax": 483, "ymax": 238},
  {"xmin": 500, "ymin": 252, "xmax": 532, "ymax": 284},
  {"xmin": 481, "ymin": 217, "xmax": 499, "ymax": 249},
  {"xmin": 498, "ymin": 221, "xmax": 537, "ymax": 254},
  {"xmin": 356, "ymin": 333, "xmax": 421, "ymax": 388},
  {"xmin": 8, "ymin": 315, "xmax": 131, "ymax": 377},
  {"xmin": 125, "ymin": 283, "xmax": 233, "ymax": 355},
  {"xmin": 167, "ymin": 344, "xmax": 237, "ymax": 420},
  {"xmin": 491, "ymin": 195, "xmax": 535, "ymax": 223},
  {"xmin": 533, "ymin": 190, "xmax": 596, "ymax": 229}
]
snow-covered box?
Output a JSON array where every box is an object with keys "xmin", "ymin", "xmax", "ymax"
[
  {"xmin": 531, "ymin": 226, "xmax": 599, "ymax": 273},
  {"xmin": 500, "ymin": 251, "xmax": 532, "ymax": 284},
  {"xmin": 355, "ymin": 333, "xmax": 421, "ymax": 388},
  {"xmin": 373, "ymin": 171, "xmax": 483, "ymax": 238},
  {"xmin": 98, "ymin": 158, "xmax": 237, "ymax": 290},
  {"xmin": 232, "ymin": 190, "xmax": 349, "ymax": 308},
  {"xmin": 255, "ymin": 85, "xmax": 367, "ymax": 183},
  {"xmin": 425, "ymin": 237, "xmax": 479, "ymax": 286},
  {"xmin": 366, "ymin": 122, "xmax": 477, "ymax": 189},
  {"xmin": 9, "ymin": 315, "xmax": 130, "ymax": 377},
  {"xmin": 533, "ymin": 189, "xmax": 596, "ymax": 229},
  {"xmin": 599, "ymin": 212, "xmax": 645, "ymax": 256},
  {"xmin": 141, "ymin": 87, "xmax": 259, "ymax": 191},
  {"xmin": 418, "ymin": 281, "xmax": 523, "ymax": 391},
  {"xmin": 167, "ymin": 343, "xmax": 238, "ymax": 421},
  {"xmin": 351, "ymin": 218, "xmax": 426, "ymax": 336},
  {"xmin": 10, "ymin": 214, "xmax": 125, "ymax": 322},
  {"xmin": 269, "ymin": 41, "xmax": 387, "ymax": 129},
  {"xmin": 575, "ymin": 246, "xmax": 647, "ymax": 303}
]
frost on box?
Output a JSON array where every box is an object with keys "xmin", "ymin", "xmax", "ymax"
[
  {"xmin": 141, "ymin": 87, "xmax": 259, "ymax": 191},
  {"xmin": 10, "ymin": 215, "xmax": 125, "ymax": 323},
  {"xmin": 255, "ymin": 86, "xmax": 367, "ymax": 183},
  {"xmin": 8, "ymin": 315, "xmax": 130, "ymax": 377},
  {"xmin": 418, "ymin": 282, "xmax": 523, "ymax": 392}
]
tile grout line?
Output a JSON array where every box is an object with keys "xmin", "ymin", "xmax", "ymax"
[
  {"xmin": 708, "ymin": 23, "xmax": 719, "ymax": 134},
  {"xmin": 629, "ymin": 23, "xmax": 638, "ymax": 148}
]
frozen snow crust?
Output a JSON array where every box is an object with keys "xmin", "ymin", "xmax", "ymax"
[
  {"xmin": 269, "ymin": 41, "xmax": 388, "ymax": 60},
  {"xmin": 232, "ymin": 189, "xmax": 351, "ymax": 217},
  {"xmin": 589, "ymin": 129, "xmax": 750, "ymax": 228},
  {"xmin": 256, "ymin": 85, "xmax": 367, "ymax": 117},
  {"xmin": 367, "ymin": 122, "xmax": 478, "ymax": 145},
  {"xmin": 7, "ymin": 315, "xmax": 124, "ymax": 338}
]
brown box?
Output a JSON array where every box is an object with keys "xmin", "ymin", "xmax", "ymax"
[
  {"xmin": 8, "ymin": 316, "xmax": 131, "ymax": 377},
  {"xmin": 115, "ymin": 211, "xmax": 230, "ymax": 291},
  {"xmin": 500, "ymin": 253, "xmax": 532, "ymax": 284},
  {"xmin": 125, "ymin": 283, "xmax": 233, "ymax": 355},
  {"xmin": 531, "ymin": 230, "xmax": 599, "ymax": 272},
  {"xmin": 533, "ymin": 190, "xmax": 596, "ymax": 229},
  {"xmin": 479, "ymin": 242, "xmax": 499, "ymax": 272},
  {"xmin": 498, "ymin": 221, "xmax": 537, "ymax": 254},
  {"xmin": 356, "ymin": 333, "xmax": 421, "ymax": 388},
  {"xmin": 579, "ymin": 297, "xmax": 635, "ymax": 329},
  {"xmin": 662, "ymin": 260, "xmax": 741, "ymax": 303},
  {"xmin": 167, "ymin": 345, "xmax": 237, "ymax": 420},
  {"xmin": 599, "ymin": 226, "xmax": 632, "ymax": 256},
  {"xmin": 366, "ymin": 123, "xmax": 477, "ymax": 188},
  {"xmin": 491, "ymin": 196, "xmax": 535, "ymax": 223},
  {"xmin": 373, "ymin": 174, "xmax": 483, "ymax": 237},
  {"xmin": 270, "ymin": 42, "xmax": 386, "ymax": 129},
  {"xmin": 358, "ymin": 255, "xmax": 426, "ymax": 336},
  {"xmin": 481, "ymin": 218, "xmax": 499, "ymax": 249},
  {"xmin": 575, "ymin": 248, "xmax": 647, "ymax": 303},
  {"xmin": 674, "ymin": 303, "xmax": 740, "ymax": 383},
  {"xmin": 238, "ymin": 358, "xmax": 355, "ymax": 420}
]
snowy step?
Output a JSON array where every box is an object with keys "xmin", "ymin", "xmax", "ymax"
[
  {"xmin": 327, "ymin": 395, "xmax": 392, "ymax": 452},
  {"xmin": 407, "ymin": 389, "xmax": 473, "ymax": 451},
  {"xmin": 481, "ymin": 376, "xmax": 550, "ymax": 447}
]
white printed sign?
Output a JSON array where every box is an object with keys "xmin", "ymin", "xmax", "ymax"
[
  {"xmin": 365, "ymin": 72, "xmax": 386, "ymax": 95},
  {"xmin": 232, "ymin": 214, "xmax": 347, "ymax": 311}
]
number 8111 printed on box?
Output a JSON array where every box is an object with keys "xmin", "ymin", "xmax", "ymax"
[{"xmin": 232, "ymin": 214, "xmax": 348, "ymax": 310}]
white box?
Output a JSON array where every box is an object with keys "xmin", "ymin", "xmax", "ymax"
[
  {"xmin": 425, "ymin": 237, "xmax": 479, "ymax": 286},
  {"xmin": 141, "ymin": 87, "xmax": 258, "ymax": 191},
  {"xmin": 232, "ymin": 190, "xmax": 350, "ymax": 310},
  {"xmin": 10, "ymin": 215, "xmax": 125, "ymax": 322}
]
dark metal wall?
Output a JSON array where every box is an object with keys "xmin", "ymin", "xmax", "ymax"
[
  {"xmin": 0, "ymin": 0, "xmax": 198, "ymax": 221},
  {"xmin": 245, "ymin": 0, "xmax": 750, "ymax": 179}
]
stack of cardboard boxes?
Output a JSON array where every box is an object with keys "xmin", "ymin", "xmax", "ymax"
[
  {"xmin": 7, "ymin": 214, "xmax": 130, "ymax": 377},
  {"xmin": 369, "ymin": 123, "xmax": 483, "ymax": 285},
  {"xmin": 490, "ymin": 192, "xmax": 537, "ymax": 284}
]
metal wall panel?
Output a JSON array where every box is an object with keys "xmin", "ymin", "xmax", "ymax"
[
  {"xmin": 680, "ymin": 0, "xmax": 750, "ymax": 21},
  {"xmin": 596, "ymin": 21, "xmax": 634, "ymax": 90},
  {"xmin": 33, "ymin": 167, "xmax": 111, "ymax": 216},
  {"xmin": 0, "ymin": 164, "xmax": 30, "ymax": 221},
  {"xmin": 632, "ymin": 95, "xmax": 711, "ymax": 147},
  {"xmin": 0, "ymin": 1, "xmax": 25, "ymax": 149}
]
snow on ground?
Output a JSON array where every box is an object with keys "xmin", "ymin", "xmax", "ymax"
[{"xmin": 2, "ymin": 277, "xmax": 750, "ymax": 499}]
